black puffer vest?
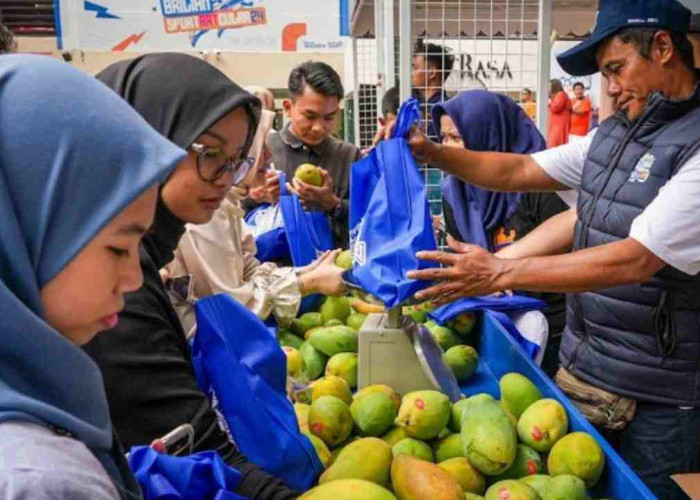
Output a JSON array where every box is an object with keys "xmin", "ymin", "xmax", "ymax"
[{"xmin": 560, "ymin": 88, "xmax": 700, "ymax": 406}]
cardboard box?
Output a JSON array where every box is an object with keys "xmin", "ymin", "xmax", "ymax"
[{"xmin": 672, "ymin": 474, "xmax": 700, "ymax": 499}]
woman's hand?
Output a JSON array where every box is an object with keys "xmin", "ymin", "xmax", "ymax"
[
  {"xmin": 407, "ymin": 236, "xmax": 508, "ymax": 306},
  {"xmin": 298, "ymin": 249, "xmax": 347, "ymax": 296}
]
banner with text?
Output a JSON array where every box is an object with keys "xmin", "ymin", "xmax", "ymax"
[{"xmin": 56, "ymin": 0, "xmax": 349, "ymax": 52}]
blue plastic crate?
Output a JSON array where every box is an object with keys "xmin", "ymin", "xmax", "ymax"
[{"xmin": 460, "ymin": 311, "xmax": 657, "ymax": 499}]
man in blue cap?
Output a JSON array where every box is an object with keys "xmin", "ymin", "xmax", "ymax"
[{"xmin": 406, "ymin": 1, "xmax": 700, "ymax": 497}]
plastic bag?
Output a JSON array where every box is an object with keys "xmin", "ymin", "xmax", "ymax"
[
  {"xmin": 347, "ymin": 98, "xmax": 438, "ymax": 307},
  {"xmin": 191, "ymin": 294, "xmax": 324, "ymax": 491}
]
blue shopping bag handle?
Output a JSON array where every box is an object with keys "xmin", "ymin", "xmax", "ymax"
[
  {"xmin": 391, "ymin": 97, "xmax": 421, "ymax": 139},
  {"xmin": 278, "ymin": 171, "xmax": 289, "ymax": 196}
]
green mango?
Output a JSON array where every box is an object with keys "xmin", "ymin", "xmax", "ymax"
[
  {"xmin": 517, "ymin": 399, "xmax": 569, "ymax": 453},
  {"xmin": 547, "ymin": 432, "xmax": 605, "ymax": 489},
  {"xmin": 519, "ymin": 475, "xmax": 552, "ymax": 498},
  {"xmin": 300, "ymin": 479, "xmax": 396, "ymax": 500},
  {"xmin": 277, "ymin": 329, "xmax": 304, "ymax": 350},
  {"xmin": 395, "ymin": 391, "xmax": 451, "ymax": 440},
  {"xmin": 320, "ymin": 296, "xmax": 352, "ymax": 325},
  {"xmin": 309, "ymin": 396, "xmax": 353, "ymax": 447},
  {"xmin": 444, "ymin": 345, "xmax": 479, "ymax": 382},
  {"xmin": 433, "ymin": 433, "xmax": 465, "ymax": 463},
  {"xmin": 392, "ymin": 438, "xmax": 434, "ymax": 462},
  {"xmin": 309, "ymin": 326, "xmax": 358, "ymax": 357},
  {"xmin": 350, "ymin": 392, "xmax": 396, "ymax": 437},
  {"xmin": 325, "ymin": 352, "xmax": 358, "ymax": 388},
  {"xmin": 300, "ymin": 341, "xmax": 328, "ymax": 381},
  {"xmin": 320, "ymin": 438, "xmax": 393, "ymax": 486},
  {"xmin": 545, "ymin": 475, "xmax": 588, "ymax": 500},
  {"xmin": 292, "ymin": 312, "xmax": 323, "ymax": 337},
  {"xmin": 438, "ymin": 457, "xmax": 486, "ymax": 495},
  {"xmin": 461, "ymin": 400, "xmax": 517, "ymax": 476},
  {"xmin": 499, "ymin": 373, "xmax": 542, "ymax": 419},
  {"xmin": 335, "ymin": 249, "xmax": 354, "ymax": 270},
  {"xmin": 346, "ymin": 312, "xmax": 367, "ymax": 331},
  {"xmin": 295, "ymin": 163, "xmax": 323, "ymax": 186},
  {"xmin": 491, "ymin": 444, "xmax": 543, "ymax": 481},
  {"xmin": 484, "ymin": 480, "xmax": 540, "ymax": 500},
  {"xmin": 450, "ymin": 394, "xmax": 495, "ymax": 432}
]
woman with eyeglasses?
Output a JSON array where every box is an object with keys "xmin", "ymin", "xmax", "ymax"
[
  {"xmin": 83, "ymin": 53, "xmax": 298, "ymax": 499},
  {"xmin": 166, "ymin": 108, "xmax": 346, "ymax": 337}
]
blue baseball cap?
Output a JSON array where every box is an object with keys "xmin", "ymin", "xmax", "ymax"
[{"xmin": 557, "ymin": 0, "xmax": 692, "ymax": 76}]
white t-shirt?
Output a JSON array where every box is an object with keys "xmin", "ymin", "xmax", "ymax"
[{"xmin": 532, "ymin": 130, "xmax": 700, "ymax": 276}]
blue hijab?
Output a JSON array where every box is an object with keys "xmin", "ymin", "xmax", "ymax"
[
  {"xmin": 432, "ymin": 90, "xmax": 546, "ymax": 250},
  {"xmin": 0, "ymin": 56, "xmax": 185, "ymax": 495}
]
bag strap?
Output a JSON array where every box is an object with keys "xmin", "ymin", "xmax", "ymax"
[
  {"xmin": 391, "ymin": 97, "xmax": 421, "ymax": 139},
  {"xmin": 278, "ymin": 171, "xmax": 289, "ymax": 197}
]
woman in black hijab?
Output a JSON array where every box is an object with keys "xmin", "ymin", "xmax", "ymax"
[{"xmin": 84, "ymin": 53, "xmax": 297, "ymax": 499}]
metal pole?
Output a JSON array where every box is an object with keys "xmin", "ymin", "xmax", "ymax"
[
  {"xmin": 384, "ymin": 0, "xmax": 396, "ymax": 90},
  {"xmin": 352, "ymin": 37, "xmax": 361, "ymax": 148},
  {"xmin": 375, "ymin": 0, "xmax": 386, "ymax": 116},
  {"xmin": 398, "ymin": 0, "xmax": 412, "ymax": 101},
  {"xmin": 536, "ymin": 0, "xmax": 552, "ymax": 136}
]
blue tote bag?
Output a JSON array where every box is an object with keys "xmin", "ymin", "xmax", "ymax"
[
  {"xmin": 347, "ymin": 98, "xmax": 438, "ymax": 308},
  {"xmin": 244, "ymin": 202, "xmax": 291, "ymax": 264},
  {"xmin": 278, "ymin": 171, "xmax": 334, "ymax": 267},
  {"xmin": 429, "ymin": 296, "xmax": 547, "ymax": 360},
  {"xmin": 190, "ymin": 294, "xmax": 324, "ymax": 491},
  {"xmin": 278, "ymin": 171, "xmax": 334, "ymax": 312},
  {"xmin": 128, "ymin": 447, "xmax": 246, "ymax": 500}
]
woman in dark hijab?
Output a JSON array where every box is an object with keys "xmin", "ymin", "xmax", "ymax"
[
  {"xmin": 432, "ymin": 90, "xmax": 569, "ymax": 374},
  {"xmin": 84, "ymin": 53, "xmax": 297, "ymax": 499}
]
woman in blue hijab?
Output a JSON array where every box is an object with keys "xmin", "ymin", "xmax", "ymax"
[
  {"xmin": 432, "ymin": 90, "xmax": 570, "ymax": 374},
  {"xmin": 432, "ymin": 90, "xmax": 555, "ymax": 251},
  {"xmin": 0, "ymin": 56, "xmax": 185, "ymax": 498}
]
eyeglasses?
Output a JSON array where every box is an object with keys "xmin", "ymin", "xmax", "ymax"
[{"xmin": 190, "ymin": 142, "xmax": 254, "ymax": 184}]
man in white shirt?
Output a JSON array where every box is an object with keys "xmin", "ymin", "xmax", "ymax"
[{"xmin": 407, "ymin": 1, "xmax": 700, "ymax": 498}]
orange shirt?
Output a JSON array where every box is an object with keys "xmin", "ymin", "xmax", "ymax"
[
  {"xmin": 570, "ymin": 97, "xmax": 592, "ymax": 136},
  {"xmin": 522, "ymin": 101, "xmax": 537, "ymax": 121}
]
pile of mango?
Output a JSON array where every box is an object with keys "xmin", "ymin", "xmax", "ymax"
[
  {"xmin": 297, "ymin": 373, "xmax": 607, "ymax": 500},
  {"xmin": 279, "ymin": 278, "xmax": 480, "ymax": 390}
]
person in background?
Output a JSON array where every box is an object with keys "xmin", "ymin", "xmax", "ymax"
[
  {"xmin": 433, "ymin": 90, "xmax": 569, "ymax": 373},
  {"xmin": 412, "ymin": 41, "xmax": 456, "ymax": 215},
  {"xmin": 412, "ymin": 41, "xmax": 454, "ymax": 118},
  {"xmin": 84, "ymin": 53, "xmax": 298, "ymax": 500},
  {"xmin": 548, "ymin": 78, "xmax": 572, "ymax": 147},
  {"xmin": 369, "ymin": 86, "xmax": 400, "ymax": 149},
  {"xmin": 245, "ymin": 85, "xmax": 276, "ymax": 112},
  {"xmin": 168, "ymin": 108, "xmax": 346, "ymax": 336},
  {"xmin": 0, "ymin": 22, "xmax": 17, "ymax": 53},
  {"xmin": 570, "ymin": 82, "xmax": 593, "ymax": 140},
  {"xmin": 520, "ymin": 88, "xmax": 537, "ymax": 121},
  {"xmin": 0, "ymin": 55, "xmax": 185, "ymax": 499},
  {"xmin": 255, "ymin": 61, "xmax": 360, "ymax": 249}
]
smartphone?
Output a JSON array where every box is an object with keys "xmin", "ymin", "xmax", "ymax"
[{"xmin": 150, "ymin": 424, "xmax": 195, "ymax": 456}]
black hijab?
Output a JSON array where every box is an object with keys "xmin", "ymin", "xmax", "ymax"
[{"xmin": 97, "ymin": 53, "xmax": 261, "ymax": 266}]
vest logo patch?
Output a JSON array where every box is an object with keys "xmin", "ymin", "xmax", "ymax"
[{"xmin": 629, "ymin": 152, "xmax": 655, "ymax": 183}]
